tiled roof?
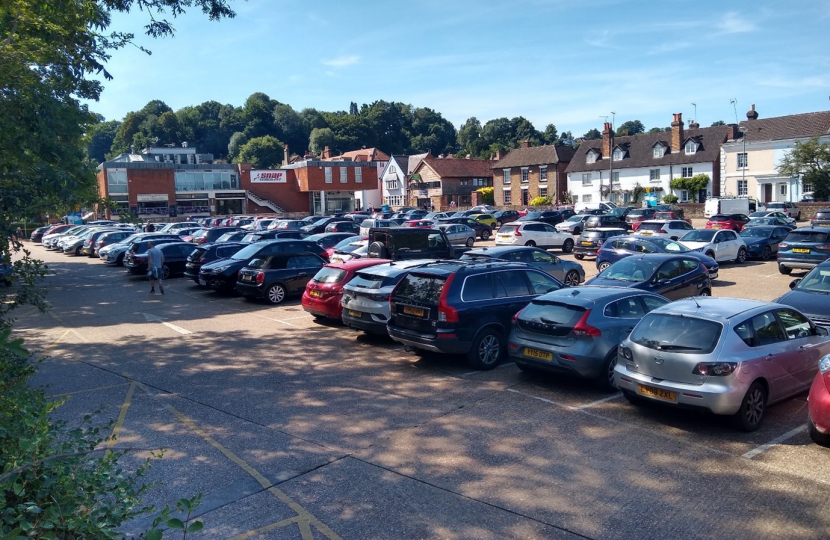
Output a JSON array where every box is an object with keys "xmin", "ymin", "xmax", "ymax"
[
  {"xmin": 417, "ymin": 155, "xmax": 494, "ymax": 178},
  {"xmin": 740, "ymin": 111, "xmax": 830, "ymax": 142},
  {"xmin": 565, "ymin": 125, "xmax": 731, "ymax": 174},
  {"xmin": 491, "ymin": 144, "xmax": 575, "ymax": 169},
  {"xmin": 407, "ymin": 152, "xmax": 429, "ymax": 174},
  {"xmin": 330, "ymin": 147, "xmax": 391, "ymax": 162}
]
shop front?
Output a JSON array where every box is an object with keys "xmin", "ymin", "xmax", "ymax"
[
  {"xmin": 175, "ymin": 193, "xmax": 211, "ymax": 217},
  {"xmin": 312, "ymin": 191, "xmax": 354, "ymax": 215},
  {"xmin": 136, "ymin": 194, "xmax": 169, "ymax": 218},
  {"xmin": 214, "ymin": 192, "xmax": 246, "ymax": 215}
]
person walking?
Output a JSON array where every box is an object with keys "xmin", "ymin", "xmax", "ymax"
[
  {"xmin": 449, "ymin": 200, "xmax": 456, "ymax": 208},
  {"xmin": 146, "ymin": 241, "xmax": 165, "ymax": 295},
  {"xmin": 144, "ymin": 221, "xmax": 155, "ymax": 232}
]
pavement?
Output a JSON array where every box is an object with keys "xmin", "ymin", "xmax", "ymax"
[{"xmin": 12, "ymin": 235, "xmax": 830, "ymax": 540}]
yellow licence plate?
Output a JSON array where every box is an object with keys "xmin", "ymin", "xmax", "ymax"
[
  {"xmin": 348, "ymin": 309, "xmax": 361, "ymax": 318},
  {"xmin": 640, "ymin": 232, "xmax": 652, "ymax": 236},
  {"xmin": 792, "ymin": 248, "xmax": 811, "ymax": 253},
  {"xmin": 403, "ymin": 305, "xmax": 425, "ymax": 317},
  {"xmin": 580, "ymin": 241, "xmax": 593, "ymax": 246},
  {"xmin": 524, "ymin": 347, "xmax": 553, "ymax": 361},
  {"xmin": 637, "ymin": 384, "xmax": 677, "ymax": 402},
  {"xmin": 309, "ymin": 290, "xmax": 322, "ymax": 297},
  {"xmin": 711, "ymin": 225, "xmax": 721, "ymax": 229}
]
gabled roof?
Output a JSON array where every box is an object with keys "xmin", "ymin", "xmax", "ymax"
[
  {"xmin": 565, "ymin": 125, "xmax": 731, "ymax": 174},
  {"xmin": 329, "ymin": 147, "xmax": 390, "ymax": 162},
  {"xmin": 414, "ymin": 155, "xmax": 494, "ymax": 179},
  {"xmin": 491, "ymin": 144, "xmax": 575, "ymax": 169},
  {"xmin": 739, "ymin": 111, "xmax": 830, "ymax": 142},
  {"xmin": 407, "ymin": 152, "xmax": 429, "ymax": 174}
]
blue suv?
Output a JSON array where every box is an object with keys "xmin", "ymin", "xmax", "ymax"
[
  {"xmin": 777, "ymin": 227, "xmax": 830, "ymax": 274},
  {"xmin": 596, "ymin": 235, "xmax": 719, "ymax": 279},
  {"xmin": 387, "ymin": 260, "xmax": 563, "ymax": 369}
]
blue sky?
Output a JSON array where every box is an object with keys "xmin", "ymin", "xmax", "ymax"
[{"xmin": 91, "ymin": 0, "xmax": 830, "ymax": 138}]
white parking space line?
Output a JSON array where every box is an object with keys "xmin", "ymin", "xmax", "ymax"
[
  {"xmin": 741, "ymin": 425, "xmax": 807, "ymax": 459},
  {"xmin": 142, "ymin": 312, "xmax": 192, "ymax": 335},
  {"xmin": 506, "ymin": 388, "xmax": 568, "ymax": 408},
  {"xmin": 252, "ymin": 314, "xmax": 298, "ymax": 327},
  {"xmin": 572, "ymin": 393, "xmax": 623, "ymax": 410}
]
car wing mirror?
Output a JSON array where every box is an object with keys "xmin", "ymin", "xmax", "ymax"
[
  {"xmin": 789, "ymin": 279, "xmax": 801, "ymax": 290},
  {"xmin": 655, "ymin": 278, "xmax": 670, "ymax": 285},
  {"xmin": 817, "ymin": 326, "xmax": 829, "ymax": 337}
]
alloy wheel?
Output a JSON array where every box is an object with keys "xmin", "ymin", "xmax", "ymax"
[
  {"xmin": 267, "ymin": 284, "xmax": 286, "ymax": 305},
  {"xmin": 477, "ymin": 334, "xmax": 500, "ymax": 366},
  {"xmin": 564, "ymin": 270, "xmax": 580, "ymax": 286}
]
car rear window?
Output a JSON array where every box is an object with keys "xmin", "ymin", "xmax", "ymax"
[
  {"xmin": 191, "ymin": 247, "xmax": 208, "ymax": 259},
  {"xmin": 581, "ymin": 231, "xmax": 605, "ymax": 239},
  {"xmin": 312, "ymin": 267, "xmax": 346, "ymax": 284},
  {"xmin": 638, "ymin": 222, "xmax": 664, "ymax": 231},
  {"xmin": 630, "ymin": 314, "xmax": 722, "ymax": 354},
  {"xmin": 629, "ymin": 210, "xmax": 650, "ymax": 216},
  {"xmin": 498, "ymin": 225, "xmax": 518, "ymax": 234},
  {"xmin": 519, "ymin": 301, "xmax": 586, "ymax": 336},
  {"xmin": 785, "ymin": 231, "xmax": 829, "ymax": 243},
  {"xmin": 709, "ymin": 215, "xmax": 729, "ymax": 222},
  {"xmin": 815, "ymin": 211, "xmax": 830, "ymax": 219},
  {"xmin": 348, "ymin": 273, "xmax": 391, "ymax": 290},
  {"xmin": 394, "ymin": 274, "xmax": 448, "ymax": 304}
]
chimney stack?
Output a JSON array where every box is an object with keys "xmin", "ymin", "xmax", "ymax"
[
  {"xmin": 322, "ymin": 146, "xmax": 331, "ymax": 159},
  {"xmin": 601, "ymin": 122, "xmax": 613, "ymax": 158},
  {"xmin": 671, "ymin": 113, "xmax": 684, "ymax": 152},
  {"xmin": 689, "ymin": 121, "xmax": 700, "ymax": 129},
  {"xmin": 727, "ymin": 123, "xmax": 739, "ymax": 140},
  {"xmin": 283, "ymin": 144, "xmax": 289, "ymax": 167},
  {"xmin": 495, "ymin": 148, "xmax": 506, "ymax": 161},
  {"xmin": 746, "ymin": 104, "xmax": 759, "ymax": 120},
  {"xmin": 521, "ymin": 140, "xmax": 531, "ymax": 149}
]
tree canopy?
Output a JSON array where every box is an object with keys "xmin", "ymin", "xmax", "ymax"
[{"xmin": 777, "ymin": 137, "xmax": 830, "ymax": 199}]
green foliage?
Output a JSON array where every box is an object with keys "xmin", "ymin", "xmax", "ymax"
[
  {"xmin": 615, "ymin": 120, "xmax": 645, "ymax": 137},
  {"xmin": 477, "ymin": 187, "xmax": 495, "ymax": 205},
  {"xmin": 711, "ymin": 120, "xmax": 726, "ymax": 127},
  {"xmin": 542, "ymin": 124, "xmax": 558, "ymax": 144},
  {"xmin": 87, "ymin": 121, "xmax": 121, "ymax": 164},
  {"xmin": 309, "ymin": 128, "xmax": 337, "ymax": 155},
  {"xmin": 530, "ymin": 196, "xmax": 552, "ymax": 206},
  {"xmin": 236, "ymin": 136, "xmax": 285, "ymax": 168},
  {"xmin": 145, "ymin": 495, "xmax": 204, "ymax": 540},
  {"xmin": 582, "ymin": 128, "xmax": 602, "ymax": 140},
  {"xmin": 777, "ymin": 137, "xmax": 830, "ymax": 199},
  {"xmin": 227, "ymin": 132, "xmax": 248, "ymax": 161},
  {"xmin": 632, "ymin": 183, "xmax": 645, "ymax": 203},
  {"xmin": 662, "ymin": 194, "xmax": 679, "ymax": 204},
  {"xmin": 670, "ymin": 174, "xmax": 710, "ymax": 193}
]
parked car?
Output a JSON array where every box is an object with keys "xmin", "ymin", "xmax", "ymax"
[
  {"xmin": 493, "ymin": 210, "xmax": 521, "ymax": 226},
  {"xmin": 585, "ymin": 253, "xmax": 711, "ymax": 300},
  {"xmin": 93, "ymin": 230, "xmax": 133, "ymax": 257},
  {"xmin": 240, "ymin": 231, "xmax": 302, "ymax": 243},
  {"xmin": 402, "ymin": 219, "xmax": 435, "ymax": 229},
  {"xmin": 763, "ymin": 201, "xmax": 801, "ymax": 220},
  {"xmin": 634, "ymin": 219, "xmax": 695, "ymax": 240},
  {"xmin": 626, "ymin": 208, "xmax": 658, "ymax": 230},
  {"xmin": 584, "ymin": 214, "xmax": 628, "ymax": 230},
  {"xmin": 556, "ymin": 214, "xmax": 592, "ymax": 236},
  {"xmin": 737, "ymin": 226, "xmax": 791, "ymax": 260},
  {"xmin": 100, "ymin": 233, "xmax": 180, "ymax": 266},
  {"xmin": 301, "ymin": 258, "xmax": 390, "ymax": 319},
  {"xmin": 652, "ymin": 210, "xmax": 690, "ymax": 224},
  {"xmin": 29, "ymin": 226, "xmax": 54, "ymax": 244},
  {"xmin": 495, "ymin": 222, "xmax": 575, "ymax": 252},
  {"xmin": 595, "ymin": 235, "xmax": 719, "ymax": 277},
  {"xmin": 63, "ymin": 228, "xmax": 114, "ymax": 256},
  {"xmin": 267, "ymin": 219, "xmax": 306, "ymax": 231},
  {"xmin": 678, "ymin": 229, "xmax": 748, "ymax": 263},
  {"xmin": 706, "ymin": 213, "xmax": 750, "ymax": 231},
  {"xmin": 437, "ymin": 224, "xmax": 476, "ymax": 247},
  {"xmin": 215, "ymin": 230, "xmax": 249, "ymax": 243},
  {"xmin": 359, "ymin": 218, "xmax": 395, "ymax": 236},
  {"xmin": 744, "ymin": 216, "xmax": 796, "ymax": 230},
  {"xmin": 573, "ymin": 228, "xmax": 628, "ymax": 260},
  {"xmin": 774, "ymin": 260, "xmax": 830, "ymax": 330},
  {"xmin": 329, "ymin": 239, "xmax": 369, "ymax": 263},
  {"xmin": 325, "ymin": 220, "xmax": 361, "ymax": 234},
  {"xmin": 340, "ymin": 260, "xmax": 433, "ymax": 335},
  {"xmin": 777, "ymin": 227, "xmax": 830, "ymax": 275},
  {"xmin": 198, "ymin": 239, "xmax": 329, "ymax": 291},
  {"xmin": 469, "ymin": 214, "xmax": 497, "ymax": 229},
  {"xmin": 508, "ymin": 287, "xmax": 670, "ymax": 390},
  {"xmin": 808, "ymin": 355, "xmax": 830, "ymax": 445},
  {"xmin": 810, "ymin": 209, "xmax": 830, "ymax": 228},
  {"xmin": 366, "ymin": 227, "xmax": 469, "ymax": 261},
  {"xmin": 615, "ymin": 297, "xmax": 830, "ymax": 431},
  {"xmin": 299, "ymin": 217, "xmax": 353, "ymax": 236},
  {"xmin": 124, "ymin": 241, "xmax": 195, "ymax": 279},
  {"xmin": 461, "ymin": 246, "xmax": 584, "ymax": 286},
  {"xmin": 191, "ymin": 227, "xmax": 240, "ymax": 245},
  {"xmin": 184, "ymin": 242, "xmax": 246, "ymax": 283},
  {"xmin": 749, "ymin": 211, "xmax": 796, "ymax": 225},
  {"xmin": 236, "ymin": 253, "xmax": 327, "ymax": 304},
  {"xmin": 81, "ymin": 229, "xmax": 120, "ymax": 256},
  {"xmin": 387, "ymin": 260, "xmax": 564, "ymax": 369},
  {"xmin": 438, "ymin": 217, "xmax": 492, "ymax": 240},
  {"xmin": 517, "ymin": 210, "xmax": 565, "ymax": 226},
  {"xmin": 305, "ymin": 232, "xmax": 361, "ymax": 253}
]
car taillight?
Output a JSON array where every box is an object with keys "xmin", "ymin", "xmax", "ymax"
[
  {"xmin": 436, "ymin": 273, "xmax": 458, "ymax": 323},
  {"xmin": 572, "ymin": 310, "xmax": 601, "ymax": 337},
  {"xmin": 692, "ymin": 362, "xmax": 737, "ymax": 376},
  {"xmin": 778, "ymin": 243, "xmax": 789, "ymax": 249},
  {"xmin": 817, "ymin": 245, "xmax": 830, "ymax": 250},
  {"xmin": 512, "ymin": 307, "xmax": 525, "ymax": 326},
  {"xmin": 700, "ymin": 263, "xmax": 708, "ymax": 274},
  {"xmin": 198, "ymin": 257, "xmax": 207, "ymax": 263},
  {"xmin": 256, "ymin": 272, "xmax": 264, "ymax": 284},
  {"xmin": 514, "ymin": 230, "xmax": 522, "ymax": 236}
]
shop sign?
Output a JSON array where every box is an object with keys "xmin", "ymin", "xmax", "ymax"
[
  {"xmin": 251, "ymin": 170, "xmax": 287, "ymax": 183},
  {"xmin": 137, "ymin": 194, "xmax": 168, "ymax": 202}
]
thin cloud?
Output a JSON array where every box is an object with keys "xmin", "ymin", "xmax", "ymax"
[
  {"xmin": 585, "ymin": 29, "xmax": 620, "ymax": 49},
  {"xmin": 322, "ymin": 55, "xmax": 360, "ymax": 68},
  {"xmin": 649, "ymin": 41, "xmax": 692, "ymax": 55},
  {"xmin": 716, "ymin": 12, "xmax": 756, "ymax": 34}
]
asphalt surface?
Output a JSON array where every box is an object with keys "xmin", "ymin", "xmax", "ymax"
[{"xmin": 13, "ymin": 233, "xmax": 830, "ymax": 540}]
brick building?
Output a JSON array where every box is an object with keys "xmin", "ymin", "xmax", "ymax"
[
  {"xmin": 491, "ymin": 142, "xmax": 575, "ymax": 207},
  {"xmin": 408, "ymin": 156, "xmax": 493, "ymax": 210}
]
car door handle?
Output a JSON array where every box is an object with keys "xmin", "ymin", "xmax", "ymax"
[{"xmin": 765, "ymin": 354, "xmax": 775, "ymax": 361}]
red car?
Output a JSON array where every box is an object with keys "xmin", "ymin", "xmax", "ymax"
[
  {"xmin": 403, "ymin": 219, "xmax": 434, "ymax": 228},
  {"xmin": 808, "ymin": 354, "xmax": 830, "ymax": 446},
  {"xmin": 705, "ymin": 213, "xmax": 750, "ymax": 231},
  {"xmin": 302, "ymin": 258, "xmax": 390, "ymax": 319}
]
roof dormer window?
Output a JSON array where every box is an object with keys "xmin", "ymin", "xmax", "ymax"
[
  {"xmin": 652, "ymin": 144, "xmax": 665, "ymax": 159},
  {"xmin": 685, "ymin": 140, "xmax": 698, "ymax": 154},
  {"xmin": 586, "ymin": 150, "xmax": 598, "ymax": 164},
  {"xmin": 613, "ymin": 148, "xmax": 624, "ymax": 161}
]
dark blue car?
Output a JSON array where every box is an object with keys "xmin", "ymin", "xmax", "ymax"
[
  {"xmin": 585, "ymin": 253, "xmax": 711, "ymax": 300},
  {"xmin": 777, "ymin": 227, "xmax": 830, "ymax": 275},
  {"xmin": 738, "ymin": 225, "xmax": 790, "ymax": 261},
  {"xmin": 774, "ymin": 259, "xmax": 830, "ymax": 328},
  {"xmin": 595, "ymin": 235, "xmax": 718, "ymax": 279}
]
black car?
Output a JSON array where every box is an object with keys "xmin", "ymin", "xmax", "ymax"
[
  {"xmin": 517, "ymin": 210, "xmax": 565, "ymax": 226},
  {"xmin": 437, "ymin": 217, "xmax": 492, "ymax": 240},
  {"xmin": 584, "ymin": 214, "xmax": 628, "ymax": 230},
  {"xmin": 305, "ymin": 232, "xmax": 358, "ymax": 251},
  {"xmin": 124, "ymin": 241, "xmax": 196, "ymax": 278},
  {"xmin": 29, "ymin": 226, "xmax": 52, "ymax": 243},
  {"xmin": 236, "ymin": 253, "xmax": 327, "ymax": 304},
  {"xmin": 775, "ymin": 260, "xmax": 830, "ymax": 328},
  {"xmin": 94, "ymin": 230, "xmax": 134, "ymax": 256},
  {"xmin": 585, "ymin": 253, "xmax": 712, "ymax": 300},
  {"xmin": 198, "ymin": 239, "xmax": 329, "ymax": 291},
  {"xmin": 215, "ymin": 230, "xmax": 250, "ymax": 243},
  {"xmin": 185, "ymin": 242, "xmax": 246, "ymax": 283},
  {"xmin": 299, "ymin": 217, "xmax": 353, "ymax": 236},
  {"xmin": 573, "ymin": 228, "xmax": 628, "ymax": 260},
  {"xmin": 811, "ymin": 209, "xmax": 830, "ymax": 228},
  {"xmin": 240, "ymin": 230, "xmax": 302, "ymax": 243},
  {"xmin": 120, "ymin": 235, "xmax": 181, "ymax": 270},
  {"xmin": 325, "ymin": 220, "xmax": 361, "ymax": 234},
  {"xmin": 493, "ymin": 210, "xmax": 521, "ymax": 226},
  {"xmin": 387, "ymin": 260, "xmax": 564, "ymax": 369},
  {"xmin": 192, "ymin": 226, "xmax": 240, "ymax": 245}
]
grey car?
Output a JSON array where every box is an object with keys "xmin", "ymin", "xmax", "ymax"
[
  {"xmin": 438, "ymin": 224, "xmax": 476, "ymax": 247},
  {"xmin": 461, "ymin": 246, "xmax": 585, "ymax": 286},
  {"xmin": 615, "ymin": 297, "xmax": 830, "ymax": 431},
  {"xmin": 508, "ymin": 287, "xmax": 669, "ymax": 390}
]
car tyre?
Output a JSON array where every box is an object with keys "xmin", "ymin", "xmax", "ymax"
[
  {"xmin": 574, "ymin": 253, "xmax": 584, "ymax": 260},
  {"xmin": 562, "ymin": 239, "xmax": 574, "ymax": 253},
  {"xmin": 778, "ymin": 264, "xmax": 792, "ymax": 275},
  {"xmin": 525, "ymin": 240, "xmax": 536, "ymax": 247},
  {"xmin": 466, "ymin": 237, "xmax": 475, "ymax": 247},
  {"xmin": 705, "ymin": 251, "xmax": 715, "ymax": 259},
  {"xmin": 731, "ymin": 381, "xmax": 767, "ymax": 432},
  {"xmin": 735, "ymin": 247, "xmax": 747, "ymax": 264},
  {"xmin": 596, "ymin": 351, "xmax": 618, "ymax": 392},
  {"xmin": 75, "ymin": 246, "xmax": 82, "ymax": 256},
  {"xmin": 266, "ymin": 283, "xmax": 286, "ymax": 305},
  {"xmin": 162, "ymin": 265, "xmax": 170, "ymax": 280},
  {"xmin": 761, "ymin": 246, "xmax": 772, "ymax": 261},
  {"xmin": 467, "ymin": 328, "xmax": 503, "ymax": 370},
  {"xmin": 564, "ymin": 270, "xmax": 580, "ymax": 287},
  {"xmin": 808, "ymin": 412, "xmax": 830, "ymax": 446},
  {"xmin": 481, "ymin": 229, "xmax": 491, "ymax": 241},
  {"xmin": 597, "ymin": 261, "xmax": 611, "ymax": 271}
]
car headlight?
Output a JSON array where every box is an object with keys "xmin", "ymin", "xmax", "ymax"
[
  {"xmin": 211, "ymin": 265, "xmax": 230, "ymax": 274},
  {"xmin": 819, "ymin": 355, "xmax": 830, "ymax": 374}
]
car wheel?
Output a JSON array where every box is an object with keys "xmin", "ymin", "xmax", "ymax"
[
  {"xmin": 162, "ymin": 265, "xmax": 170, "ymax": 280},
  {"xmin": 597, "ymin": 261, "xmax": 611, "ymax": 271},
  {"xmin": 735, "ymin": 247, "xmax": 747, "ymax": 264},
  {"xmin": 761, "ymin": 246, "xmax": 772, "ymax": 261},
  {"xmin": 266, "ymin": 283, "xmax": 286, "ymax": 305},
  {"xmin": 574, "ymin": 253, "xmax": 584, "ymax": 260},
  {"xmin": 481, "ymin": 229, "xmax": 491, "ymax": 241},
  {"xmin": 116, "ymin": 254, "xmax": 125, "ymax": 266},
  {"xmin": 75, "ymin": 246, "xmax": 82, "ymax": 256},
  {"xmin": 705, "ymin": 251, "xmax": 715, "ymax": 259},
  {"xmin": 573, "ymin": 227, "xmax": 582, "ymax": 235},
  {"xmin": 564, "ymin": 270, "xmax": 580, "ymax": 287},
  {"xmin": 525, "ymin": 240, "xmax": 536, "ymax": 247},
  {"xmin": 596, "ymin": 351, "xmax": 618, "ymax": 392},
  {"xmin": 778, "ymin": 264, "xmax": 792, "ymax": 275},
  {"xmin": 562, "ymin": 239, "xmax": 574, "ymax": 253},
  {"xmin": 808, "ymin": 412, "xmax": 830, "ymax": 446},
  {"xmin": 467, "ymin": 328, "xmax": 503, "ymax": 370},
  {"xmin": 699, "ymin": 288, "xmax": 711, "ymax": 296},
  {"xmin": 731, "ymin": 381, "xmax": 767, "ymax": 432},
  {"xmin": 466, "ymin": 237, "xmax": 475, "ymax": 247}
]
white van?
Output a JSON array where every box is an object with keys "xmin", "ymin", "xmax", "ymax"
[
  {"xmin": 574, "ymin": 202, "xmax": 617, "ymax": 214},
  {"xmin": 703, "ymin": 198, "xmax": 754, "ymax": 218},
  {"xmin": 359, "ymin": 219, "xmax": 393, "ymax": 236}
]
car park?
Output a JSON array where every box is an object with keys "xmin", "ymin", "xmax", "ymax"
[
  {"xmin": 100, "ymin": 233, "xmax": 180, "ymax": 266},
  {"xmin": 305, "ymin": 232, "xmax": 359, "ymax": 253},
  {"xmin": 744, "ymin": 216, "xmax": 796, "ymax": 230},
  {"xmin": 572, "ymin": 228, "xmax": 627, "ymax": 260},
  {"xmin": 495, "ymin": 222, "xmax": 575, "ymax": 252},
  {"xmin": 158, "ymin": 221, "xmax": 201, "ymax": 233},
  {"xmin": 777, "ymin": 227, "xmax": 830, "ymax": 274},
  {"xmin": 402, "ymin": 219, "xmax": 435, "ymax": 229},
  {"xmin": 626, "ymin": 208, "xmax": 658, "ymax": 230},
  {"xmin": 62, "ymin": 228, "xmax": 113, "ymax": 256},
  {"xmin": 240, "ymin": 230, "xmax": 302, "ymax": 243},
  {"xmin": 437, "ymin": 224, "xmax": 476, "ymax": 247},
  {"xmin": 387, "ymin": 260, "xmax": 564, "ymax": 369},
  {"xmin": 214, "ymin": 230, "xmax": 249, "ymax": 243},
  {"xmin": 508, "ymin": 287, "xmax": 670, "ymax": 390},
  {"xmin": 461, "ymin": 246, "xmax": 584, "ymax": 286},
  {"xmin": 184, "ymin": 242, "xmax": 246, "ymax": 283},
  {"xmin": 808, "ymin": 355, "xmax": 830, "ymax": 446},
  {"xmin": 586, "ymin": 253, "xmax": 711, "ymax": 300},
  {"xmin": 738, "ymin": 226, "xmax": 791, "ymax": 260},
  {"xmin": 469, "ymin": 214, "xmax": 497, "ymax": 229},
  {"xmin": 300, "ymin": 217, "xmax": 353, "ymax": 236},
  {"xmin": 191, "ymin": 226, "xmax": 240, "ymax": 244},
  {"xmin": 678, "ymin": 229, "xmax": 748, "ymax": 263},
  {"xmin": 267, "ymin": 219, "xmax": 306, "ymax": 231},
  {"xmin": 236, "ymin": 253, "xmax": 328, "ymax": 304},
  {"xmin": 750, "ymin": 211, "xmax": 796, "ymax": 225},
  {"xmin": 556, "ymin": 214, "xmax": 592, "ymax": 236},
  {"xmin": 595, "ymin": 235, "xmax": 719, "ymax": 278},
  {"xmin": 301, "ymin": 258, "xmax": 390, "ymax": 319},
  {"xmin": 359, "ymin": 218, "xmax": 394, "ymax": 236},
  {"xmin": 325, "ymin": 220, "xmax": 361, "ymax": 234},
  {"xmin": 615, "ymin": 297, "xmax": 829, "ymax": 431},
  {"xmin": 706, "ymin": 213, "xmax": 750, "ymax": 231},
  {"xmin": 763, "ymin": 201, "xmax": 801, "ymax": 220},
  {"xmin": 634, "ymin": 219, "xmax": 695, "ymax": 240}
]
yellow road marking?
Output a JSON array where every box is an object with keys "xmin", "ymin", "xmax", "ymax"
[
  {"xmin": 43, "ymin": 329, "xmax": 71, "ymax": 352},
  {"xmin": 47, "ymin": 382, "xmax": 131, "ymax": 398},
  {"xmin": 224, "ymin": 516, "xmax": 302, "ymax": 540},
  {"xmin": 108, "ymin": 382, "xmax": 137, "ymax": 450}
]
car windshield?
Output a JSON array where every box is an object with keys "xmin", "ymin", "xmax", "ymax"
[
  {"xmin": 750, "ymin": 212, "xmax": 771, "ymax": 218},
  {"xmin": 786, "ymin": 230, "xmax": 829, "ymax": 243},
  {"xmin": 796, "ymin": 267, "xmax": 830, "ymax": 293},
  {"xmin": 231, "ymin": 243, "xmax": 268, "ymax": 260},
  {"xmin": 566, "ymin": 215, "xmax": 583, "ymax": 223},
  {"xmin": 598, "ymin": 257, "xmax": 659, "ymax": 282},
  {"xmin": 638, "ymin": 222, "xmax": 664, "ymax": 231},
  {"xmin": 336, "ymin": 242, "xmax": 367, "ymax": 254},
  {"xmin": 217, "ymin": 233, "xmax": 238, "ymax": 242},
  {"xmin": 747, "ymin": 218, "xmax": 776, "ymax": 226},
  {"xmin": 629, "ymin": 210, "xmax": 650, "ymax": 216},
  {"xmin": 312, "ymin": 218, "xmax": 329, "ymax": 226},
  {"xmin": 681, "ymin": 230, "xmax": 716, "ymax": 242},
  {"xmin": 498, "ymin": 225, "xmax": 519, "ymax": 234},
  {"xmin": 312, "ymin": 267, "xmax": 346, "ymax": 284},
  {"xmin": 241, "ymin": 234, "xmax": 261, "ymax": 243},
  {"xmin": 647, "ymin": 237, "xmax": 689, "ymax": 252},
  {"xmin": 741, "ymin": 228, "xmax": 773, "ymax": 238},
  {"xmin": 630, "ymin": 314, "xmax": 722, "ymax": 354},
  {"xmin": 333, "ymin": 236, "xmax": 362, "ymax": 249},
  {"xmin": 609, "ymin": 208, "xmax": 627, "ymax": 217},
  {"xmin": 523, "ymin": 212, "xmax": 543, "ymax": 219}
]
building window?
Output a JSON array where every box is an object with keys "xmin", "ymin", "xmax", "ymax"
[
  {"xmin": 106, "ymin": 169, "xmax": 128, "ymax": 194},
  {"xmin": 325, "ymin": 167, "xmax": 332, "ymax": 183},
  {"xmin": 781, "ymin": 184, "xmax": 787, "ymax": 195},
  {"xmin": 583, "ymin": 194, "xmax": 592, "ymax": 203},
  {"xmin": 685, "ymin": 141, "xmax": 697, "ymax": 154},
  {"xmin": 503, "ymin": 189, "xmax": 511, "ymax": 204},
  {"xmin": 503, "ymin": 170, "xmax": 511, "ymax": 184},
  {"xmin": 649, "ymin": 169, "xmax": 661, "ymax": 182},
  {"xmin": 737, "ymin": 153, "xmax": 748, "ymax": 169},
  {"xmin": 355, "ymin": 168, "xmax": 362, "ymax": 183},
  {"xmin": 612, "ymin": 172, "xmax": 620, "ymax": 184},
  {"xmin": 174, "ymin": 170, "xmax": 238, "ymax": 191},
  {"xmin": 681, "ymin": 166, "xmax": 693, "ymax": 178},
  {"xmin": 390, "ymin": 165, "xmax": 396, "ymax": 174},
  {"xmin": 586, "ymin": 151, "xmax": 597, "ymax": 164},
  {"xmin": 540, "ymin": 167, "xmax": 547, "ymax": 181},
  {"xmin": 738, "ymin": 180, "xmax": 747, "ymax": 196},
  {"xmin": 582, "ymin": 173, "xmax": 592, "ymax": 185},
  {"xmin": 521, "ymin": 168, "xmax": 529, "ymax": 183},
  {"xmin": 540, "ymin": 186, "xmax": 547, "ymax": 197},
  {"xmin": 680, "ymin": 190, "xmax": 689, "ymax": 201},
  {"xmin": 653, "ymin": 146, "xmax": 664, "ymax": 158},
  {"xmin": 804, "ymin": 181, "xmax": 814, "ymax": 193},
  {"xmin": 573, "ymin": 195, "xmax": 579, "ymax": 203},
  {"xmin": 386, "ymin": 180, "xmax": 398, "ymax": 189},
  {"xmin": 340, "ymin": 167, "xmax": 348, "ymax": 183},
  {"xmin": 613, "ymin": 148, "xmax": 623, "ymax": 161},
  {"xmin": 461, "ymin": 195, "xmax": 470, "ymax": 204}
]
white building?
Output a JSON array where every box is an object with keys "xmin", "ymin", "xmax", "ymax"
[{"xmin": 379, "ymin": 152, "xmax": 429, "ymax": 208}]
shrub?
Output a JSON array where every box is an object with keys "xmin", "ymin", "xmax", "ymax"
[
  {"xmin": 476, "ymin": 187, "xmax": 494, "ymax": 204},
  {"xmin": 529, "ymin": 196, "xmax": 552, "ymax": 206},
  {"xmin": 663, "ymin": 194, "xmax": 679, "ymax": 204}
]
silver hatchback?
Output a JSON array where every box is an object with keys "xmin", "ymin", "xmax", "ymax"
[{"xmin": 615, "ymin": 297, "xmax": 830, "ymax": 431}]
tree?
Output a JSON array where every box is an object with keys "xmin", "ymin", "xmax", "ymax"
[
  {"xmin": 349, "ymin": 101, "xmax": 359, "ymax": 115},
  {"xmin": 777, "ymin": 137, "xmax": 830, "ymax": 199},
  {"xmin": 309, "ymin": 127, "xmax": 337, "ymax": 155},
  {"xmin": 615, "ymin": 120, "xmax": 645, "ymax": 136},
  {"xmin": 241, "ymin": 92, "xmax": 278, "ymax": 139},
  {"xmin": 273, "ymin": 104, "xmax": 307, "ymax": 156},
  {"xmin": 86, "ymin": 120, "xmax": 120, "ymax": 163},
  {"xmin": 227, "ymin": 131, "xmax": 248, "ymax": 160},
  {"xmin": 711, "ymin": 120, "xmax": 726, "ymax": 126},
  {"xmin": 582, "ymin": 128, "xmax": 602, "ymax": 140},
  {"xmin": 409, "ymin": 107, "xmax": 456, "ymax": 155},
  {"xmin": 236, "ymin": 135, "xmax": 284, "ymax": 168},
  {"xmin": 543, "ymin": 124, "xmax": 559, "ymax": 144},
  {"xmin": 457, "ymin": 117, "xmax": 487, "ymax": 158}
]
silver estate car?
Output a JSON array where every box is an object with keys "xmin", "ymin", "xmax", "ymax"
[
  {"xmin": 615, "ymin": 297, "xmax": 830, "ymax": 431},
  {"xmin": 508, "ymin": 287, "xmax": 669, "ymax": 390},
  {"xmin": 438, "ymin": 224, "xmax": 476, "ymax": 247}
]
